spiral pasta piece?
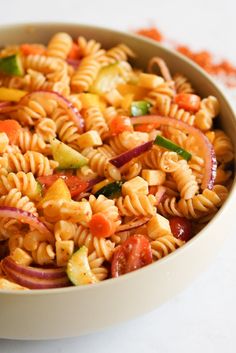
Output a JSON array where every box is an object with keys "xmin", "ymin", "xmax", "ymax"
[
  {"xmin": 10, "ymin": 96, "xmax": 57, "ymax": 126},
  {"xmin": 101, "ymin": 44, "xmax": 135, "ymax": 64},
  {"xmin": 178, "ymin": 185, "xmax": 228, "ymax": 219},
  {"xmin": 0, "ymin": 219, "xmax": 23, "ymax": 241},
  {"xmin": 0, "ymin": 171, "xmax": 39, "ymax": 200},
  {"xmin": 172, "ymin": 160, "xmax": 199, "ymax": 199},
  {"xmin": 173, "ymin": 73, "xmax": 195, "ymax": 93},
  {"xmin": 71, "ymin": 57, "xmax": 100, "ymax": 92},
  {"xmin": 23, "ymin": 54, "xmax": 63, "ymax": 74},
  {"xmin": 0, "ymin": 188, "xmax": 37, "ymax": 215},
  {"xmin": 89, "ymin": 194, "xmax": 121, "ymax": 229},
  {"xmin": 145, "ymin": 82, "xmax": 176, "ymax": 106},
  {"xmin": 88, "ymin": 251, "xmax": 108, "ymax": 281},
  {"xmin": 47, "ymin": 32, "xmax": 73, "ymax": 59},
  {"xmin": 82, "ymin": 146, "xmax": 121, "ymax": 180},
  {"xmin": 120, "ymin": 160, "xmax": 142, "ymax": 180},
  {"xmin": 195, "ymin": 96, "xmax": 220, "ymax": 131},
  {"xmin": 17, "ymin": 129, "xmax": 51, "ymax": 155},
  {"xmin": 116, "ymin": 193, "xmax": 156, "ymax": 216},
  {"xmin": 0, "ymin": 75, "xmax": 24, "ymax": 89},
  {"xmin": 31, "ymin": 242, "xmax": 55, "ymax": 266},
  {"xmin": 4, "ymin": 151, "xmax": 58, "ymax": 176},
  {"xmin": 141, "ymin": 148, "xmax": 179, "ymax": 172},
  {"xmin": 35, "ymin": 118, "xmax": 57, "ymax": 142},
  {"xmin": 188, "ymin": 156, "xmax": 204, "ymax": 183},
  {"xmin": 157, "ymin": 197, "xmax": 183, "ymax": 218},
  {"xmin": 78, "ymin": 36, "xmax": 105, "ymax": 58},
  {"xmin": 93, "ymin": 237, "xmax": 115, "ymax": 261},
  {"xmin": 151, "ymin": 235, "xmax": 185, "ymax": 260},
  {"xmin": 84, "ymin": 106, "xmax": 109, "ymax": 139},
  {"xmin": 109, "ymin": 131, "xmax": 149, "ymax": 154},
  {"xmin": 212, "ymin": 130, "xmax": 234, "ymax": 163},
  {"xmin": 154, "ymin": 95, "xmax": 195, "ymax": 125},
  {"xmin": 51, "ymin": 108, "xmax": 81, "ymax": 148}
]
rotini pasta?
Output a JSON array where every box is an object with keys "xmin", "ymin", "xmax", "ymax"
[{"xmin": 0, "ymin": 32, "xmax": 233, "ymax": 290}]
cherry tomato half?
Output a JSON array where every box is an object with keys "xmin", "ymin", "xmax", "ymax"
[
  {"xmin": 174, "ymin": 93, "xmax": 201, "ymax": 112},
  {"xmin": 111, "ymin": 234, "xmax": 152, "ymax": 278},
  {"xmin": 169, "ymin": 216, "xmax": 192, "ymax": 242},
  {"xmin": 109, "ymin": 115, "xmax": 133, "ymax": 136},
  {"xmin": 38, "ymin": 173, "xmax": 89, "ymax": 197}
]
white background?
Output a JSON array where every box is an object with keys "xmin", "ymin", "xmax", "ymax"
[{"xmin": 0, "ymin": 0, "xmax": 236, "ymax": 352}]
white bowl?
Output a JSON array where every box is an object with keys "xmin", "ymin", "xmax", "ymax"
[{"xmin": 0, "ymin": 23, "xmax": 235, "ymax": 340}]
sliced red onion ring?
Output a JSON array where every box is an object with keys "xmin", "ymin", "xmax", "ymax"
[
  {"xmin": 117, "ymin": 217, "xmax": 150, "ymax": 232},
  {"xmin": 66, "ymin": 58, "xmax": 81, "ymax": 69},
  {"xmin": 19, "ymin": 90, "xmax": 84, "ymax": 133},
  {"xmin": 155, "ymin": 185, "xmax": 166, "ymax": 204},
  {"xmin": 110, "ymin": 141, "xmax": 153, "ymax": 168},
  {"xmin": 131, "ymin": 115, "xmax": 217, "ymax": 190},
  {"xmin": 3, "ymin": 256, "xmax": 66, "ymax": 280},
  {"xmin": 2, "ymin": 257, "xmax": 70, "ymax": 289},
  {"xmin": 0, "ymin": 207, "xmax": 53, "ymax": 239}
]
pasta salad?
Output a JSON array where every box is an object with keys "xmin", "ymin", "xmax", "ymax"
[{"xmin": 0, "ymin": 32, "xmax": 234, "ymax": 290}]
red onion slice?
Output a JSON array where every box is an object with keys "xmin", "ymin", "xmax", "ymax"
[
  {"xmin": 110, "ymin": 141, "xmax": 153, "ymax": 168},
  {"xmin": 131, "ymin": 115, "xmax": 217, "ymax": 190},
  {"xmin": 3, "ymin": 256, "xmax": 66, "ymax": 280},
  {"xmin": 66, "ymin": 58, "xmax": 81, "ymax": 69},
  {"xmin": 2, "ymin": 258, "xmax": 70, "ymax": 289},
  {"xmin": 117, "ymin": 217, "xmax": 150, "ymax": 232},
  {"xmin": 155, "ymin": 185, "xmax": 166, "ymax": 204},
  {"xmin": 0, "ymin": 207, "xmax": 53, "ymax": 239},
  {"xmin": 19, "ymin": 90, "xmax": 84, "ymax": 133}
]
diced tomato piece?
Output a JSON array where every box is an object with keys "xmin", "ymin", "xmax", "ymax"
[
  {"xmin": 135, "ymin": 123, "xmax": 156, "ymax": 132},
  {"xmin": 111, "ymin": 234, "xmax": 152, "ymax": 278},
  {"xmin": 67, "ymin": 42, "xmax": 81, "ymax": 60},
  {"xmin": 37, "ymin": 173, "xmax": 89, "ymax": 197},
  {"xmin": 174, "ymin": 93, "xmax": 201, "ymax": 112},
  {"xmin": 64, "ymin": 176, "xmax": 89, "ymax": 197},
  {"xmin": 0, "ymin": 119, "xmax": 21, "ymax": 144},
  {"xmin": 169, "ymin": 216, "xmax": 192, "ymax": 241},
  {"xmin": 109, "ymin": 115, "xmax": 133, "ymax": 136},
  {"xmin": 149, "ymin": 186, "xmax": 158, "ymax": 195},
  {"xmin": 20, "ymin": 44, "xmax": 46, "ymax": 56}
]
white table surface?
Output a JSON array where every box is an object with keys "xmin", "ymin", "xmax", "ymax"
[{"xmin": 0, "ymin": 0, "xmax": 236, "ymax": 352}]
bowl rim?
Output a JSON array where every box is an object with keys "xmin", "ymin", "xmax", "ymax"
[{"xmin": 0, "ymin": 21, "xmax": 235, "ymax": 296}]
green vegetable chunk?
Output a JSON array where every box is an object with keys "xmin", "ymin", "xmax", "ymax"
[
  {"xmin": 154, "ymin": 135, "xmax": 192, "ymax": 161},
  {"xmin": 94, "ymin": 180, "xmax": 123, "ymax": 198},
  {"xmin": 90, "ymin": 62, "xmax": 129, "ymax": 94},
  {"xmin": 51, "ymin": 138, "xmax": 88, "ymax": 169},
  {"xmin": 131, "ymin": 101, "xmax": 151, "ymax": 117},
  {"xmin": 0, "ymin": 54, "xmax": 24, "ymax": 76},
  {"xmin": 67, "ymin": 246, "xmax": 98, "ymax": 286}
]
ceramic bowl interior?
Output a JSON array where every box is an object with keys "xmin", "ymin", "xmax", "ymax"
[{"xmin": 0, "ymin": 23, "xmax": 235, "ymax": 340}]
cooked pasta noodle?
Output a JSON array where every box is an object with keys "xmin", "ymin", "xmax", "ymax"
[{"xmin": 0, "ymin": 32, "xmax": 233, "ymax": 290}]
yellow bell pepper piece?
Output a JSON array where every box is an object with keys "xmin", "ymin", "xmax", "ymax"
[
  {"xmin": 117, "ymin": 84, "xmax": 149, "ymax": 100},
  {"xmin": 92, "ymin": 178, "xmax": 113, "ymax": 194},
  {"xmin": 79, "ymin": 93, "xmax": 106, "ymax": 110},
  {"xmin": 0, "ymin": 87, "xmax": 27, "ymax": 102},
  {"xmin": 38, "ymin": 178, "xmax": 71, "ymax": 208}
]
